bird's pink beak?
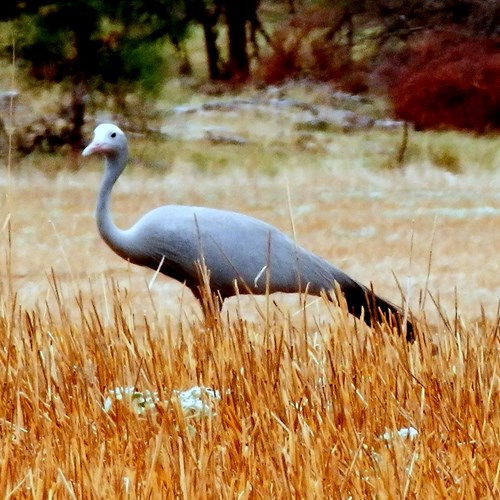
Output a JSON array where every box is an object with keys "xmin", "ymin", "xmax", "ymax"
[
  {"xmin": 82, "ymin": 141, "xmax": 97, "ymax": 156},
  {"xmin": 82, "ymin": 141, "xmax": 106, "ymax": 157}
]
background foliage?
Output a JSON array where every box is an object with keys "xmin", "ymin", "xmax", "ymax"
[{"xmin": 0, "ymin": 0, "xmax": 498, "ymax": 154}]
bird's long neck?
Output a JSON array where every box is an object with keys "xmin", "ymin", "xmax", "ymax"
[{"xmin": 96, "ymin": 151, "xmax": 132, "ymax": 259}]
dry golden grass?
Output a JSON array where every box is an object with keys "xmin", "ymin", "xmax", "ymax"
[
  {"xmin": 0, "ymin": 281, "xmax": 498, "ymax": 498},
  {"xmin": 0, "ymin": 86, "xmax": 499, "ymax": 497}
]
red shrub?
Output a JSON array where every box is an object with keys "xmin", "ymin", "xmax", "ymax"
[
  {"xmin": 255, "ymin": 7, "xmax": 369, "ymax": 93},
  {"xmin": 389, "ymin": 32, "xmax": 500, "ymax": 132},
  {"xmin": 255, "ymin": 27, "xmax": 304, "ymax": 84}
]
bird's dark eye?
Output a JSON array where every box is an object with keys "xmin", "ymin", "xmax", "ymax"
[{"xmin": 111, "ymin": 132, "xmax": 117, "ymax": 138}]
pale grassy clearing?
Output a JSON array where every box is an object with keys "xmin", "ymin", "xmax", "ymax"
[
  {"xmin": 0, "ymin": 82, "xmax": 499, "ymax": 497},
  {"xmin": 3, "ymin": 99, "xmax": 499, "ymax": 323}
]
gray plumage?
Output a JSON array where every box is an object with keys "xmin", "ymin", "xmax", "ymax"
[{"xmin": 83, "ymin": 123, "xmax": 414, "ymax": 341}]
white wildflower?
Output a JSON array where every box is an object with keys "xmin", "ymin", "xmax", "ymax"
[
  {"xmin": 173, "ymin": 386, "xmax": 221, "ymax": 416},
  {"xmin": 103, "ymin": 385, "xmax": 221, "ymax": 417},
  {"xmin": 103, "ymin": 386, "xmax": 159, "ymax": 415},
  {"xmin": 380, "ymin": 426, "xmax": 419, "ymax": 442}
]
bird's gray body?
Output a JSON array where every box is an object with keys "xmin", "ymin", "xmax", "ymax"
[
  {"xmin": 119, "ymin": 204, "xmax": 356, "ymax": 299},
  {"xmin": 83, "ymin": 123, "xmax": 413, "ymax": 340}
]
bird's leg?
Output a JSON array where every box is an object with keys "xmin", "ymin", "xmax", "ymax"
[
  {"xmin": 193, "ymin": 258, "xmax": 225, "ymax": 326},
  {"xmin": 202, "ymin": 294, "xmax": 224, "ymax": 332},
  {"xmin": 201, "ymin": 291, "xmax": 223, "ymax": 319},
  {"xmin": 192, "ymin": 282, "xmax": 224, "ymax": 328}
]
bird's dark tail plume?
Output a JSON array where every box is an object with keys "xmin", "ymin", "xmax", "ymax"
[{"xmin": 338, "ymin": 282, "xmax": 415, "ymax": 342}]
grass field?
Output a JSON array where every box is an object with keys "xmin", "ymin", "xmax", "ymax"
[{"xmin": 0, "ymin": 82, "xmax": 499, "ymax": 497}]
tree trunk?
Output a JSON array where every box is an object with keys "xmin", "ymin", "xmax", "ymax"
[
  {"xmin": 69, "ymin": 78, "xmax": 86, "ymax": 168},
  {"xmin": 70, "ymin": 11, "xmax": 95, "ymax": 166},
  {"xmin": 223, "ymin": 1, "xmax": 250, "ymax": 81},
  {"xmin": 202, "ymin": 18, "xmax": 222, "ymax": 80}
]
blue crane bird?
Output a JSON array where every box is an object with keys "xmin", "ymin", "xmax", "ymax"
[{"xmin": 83, "ymin": 123, "xmax": 414, "ymax": 341}]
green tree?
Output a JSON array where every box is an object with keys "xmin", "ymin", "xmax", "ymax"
[{"xmin": 1, "ymin": 0, "xmax": 190, "ymax": 154}]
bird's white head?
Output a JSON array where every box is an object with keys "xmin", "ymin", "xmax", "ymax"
[{"xmin": 82, "ymin": 123, "xmax": 127, "ymax": 158}]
